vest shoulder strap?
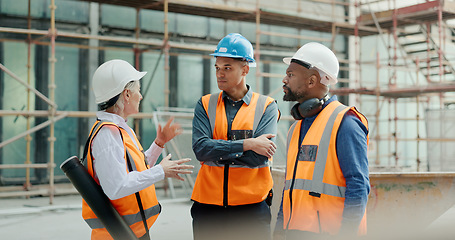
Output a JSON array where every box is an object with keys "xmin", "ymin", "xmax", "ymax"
[
  {"xmin": 310, "ymin": 103, "xmax": 348, "ymax": 197},
  {"xmin": 82, "ymin": 120, "xmax": 136, "ymax": 172},
  {"xmin": 207, "ymin": 93, "xmax": 220, "ymax": 137},
  {"xmin": 81, "ymin": 120, "xmax": 114, "ymax": 164},
  {"xmin": 206, "ymin": 92, "xmax": 271, "ymax": 136},
  {"xmin": 253, "ymin": 94, "xmax": 268, "ymax": 133},
  {"xmin": 286, "ymin": 121, "xmax": 299, "ymax": 161}
]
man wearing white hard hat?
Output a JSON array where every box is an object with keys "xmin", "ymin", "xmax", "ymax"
[
  {"xmin": 273, "ymin": 42, "xmax": 370, "ymax": 240},
  {"xmin": 83, "ymin": 59, "xmax": 194, "ymax": 240},
  {"xmin": 191, "ymin": 33, "xmax": 280, "ymax": 240}
]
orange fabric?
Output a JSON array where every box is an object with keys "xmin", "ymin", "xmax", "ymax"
[
  {"xmin": 283, "ymin": 101, "xmax": 368, "ymax": 235},
  {"xmin": 82, "ymin": 121, "xmax": 160, "ymax": 240},
  {"xmin": 192, "ymin": 92, "xmax": 274, "ymax": 206}
]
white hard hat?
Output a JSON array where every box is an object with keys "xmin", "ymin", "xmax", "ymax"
[
  {"xmin": 92, "ymin": 59, "xmax": 146, "ymax": 104},
  {"xmin": 283, "ymin": 42, "xmax": 339, "ymax": 85}
]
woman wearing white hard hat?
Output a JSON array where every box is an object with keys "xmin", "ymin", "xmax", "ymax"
[{"xmin": 83, "ymin": 59, "xmax": 194, "ymax": 240}]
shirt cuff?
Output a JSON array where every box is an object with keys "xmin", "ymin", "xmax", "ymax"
[
  {"xmin": 152, "ymin": 141, "xmax": 164, "ymax": 149},
  {"xmin": 153, "ymin": 164, "xmax": 165, "ymax": 181},
  {"xmin": 231, "ymin": 140, "xmax": 244, "ymax": 155},
  {"xmin": 145, "ymin": 142, "xmax": 164, "ymax": 166}
]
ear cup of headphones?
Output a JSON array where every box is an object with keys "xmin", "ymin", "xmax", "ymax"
[
  {"xmin": 290, "ymin": 103, "xmax": 304, "ymax": 120},
  {"xmin": 290, "ymin": 98, "xmax": 324, "ymax": 120},
  {"xmin": 299, "ymin": 98, "xmax": 323, "ymax": 118}
]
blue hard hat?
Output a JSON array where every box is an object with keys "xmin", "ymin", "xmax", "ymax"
[{"xmin": 210, "ymin": 33, "xmax": 256, "ymax": 67}]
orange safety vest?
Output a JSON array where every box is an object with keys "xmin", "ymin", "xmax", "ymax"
[
  {"xmin": 191, "ymin": 92, "xmax": 275, "ymax": 206},
  {"xmin": 82, "ymin": 120, "xmax": 161, "ymax": 240},
  {"xmin": 283, "ymin": 101, "xmax": 368, "ymax": 235}
]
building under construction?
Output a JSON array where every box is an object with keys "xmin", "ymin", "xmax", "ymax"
[{"xmin": 1, "ymin": 0, "xmax": 455, "ymax": 236}]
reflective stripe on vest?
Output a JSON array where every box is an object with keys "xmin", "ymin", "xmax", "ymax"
[
  {"xmin": 203, "ymin": 160, "xmax": 270, "ymax": 169},
  {"xmin": 85, "ymin": 204, "xmax": 161, "ymax": 229},
  {"xmin": 284, "ymin": 178, "xmax": 346, "ymax": 198},
  {"xmin": 286, "ymin": 121, "xmax": 298, "ymax": 162},
  {"xmin": 284, "ymin": 105, "xmax": 347, "ymax": 197}
]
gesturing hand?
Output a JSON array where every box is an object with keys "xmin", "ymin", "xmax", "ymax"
[
  {"xmin": 155, "ymin": 117, "xmax": 182, "ymax": 148},
  {"xmin": 159, "ymin": 154, "xmax": 194, "ymax": 181},
  {"xmin": 243, "ymin": 133, "xmax": 277, "ymax": 158}
]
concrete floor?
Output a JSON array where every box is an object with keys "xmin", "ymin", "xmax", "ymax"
[
  {"xmin": 1, "ymin": 190, "xmax": 455, "ymax": 240},
  {"xmin": 0, "ymin": 188, "xmax": 194, "ymax": 240}
]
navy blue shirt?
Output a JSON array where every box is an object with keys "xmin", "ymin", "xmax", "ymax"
[
  {"xmin": 275, "ymin": 95, "xmax": 370, "ymax": 235},
  {"xmin": 192, "ymin": 86, "xmax": 279, "ymax": 167}
]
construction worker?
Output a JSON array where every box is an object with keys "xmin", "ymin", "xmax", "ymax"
[
  {"xmin": 84, "ymin": 59, "xmax": 194, "ymax": 240},
  {"xmin": 273, "ymin": 42, "xmax": 370, "ymax": 240},
  {"xmin": 191, "ymin": 33, "xmax": 280, "ymax": 240}
]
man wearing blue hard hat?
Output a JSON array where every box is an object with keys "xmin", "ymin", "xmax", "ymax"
[{"xmin": 190, "ymin": 33, "xmax": 280, "ymax": 240}]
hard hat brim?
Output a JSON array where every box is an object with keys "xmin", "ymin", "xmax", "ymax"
[
  {"xmin": 210, "ymin": 52, "xmax": 245, "ymax": 60},
  {"xmin": 211, "ymin": 53, "xmax": 256, "ymax": 67},
  {"xmin": 283, "ymin": 57, "xmax": 292, "ymax": 65},
  {"xmin": 134, "ymin": 71, "xmax": 147, "ymax": 82}
]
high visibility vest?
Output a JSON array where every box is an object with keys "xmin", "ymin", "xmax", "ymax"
[
  {"xmin": 191, "ymin": 92, "xmax": 275, "ymax": 206},
  {"xmin": 82, "ymin": 120, "xmax": 161, "ymax": 240},
  {"xmin": 283, "ymin": 101, "xmax": 368, "ymax": 235}
]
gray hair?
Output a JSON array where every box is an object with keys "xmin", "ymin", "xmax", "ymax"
[{"xmin": 108, "ymin": 81, "xmax": 139, "ymax": 113}]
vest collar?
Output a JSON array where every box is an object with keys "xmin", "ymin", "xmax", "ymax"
[{"xmin": 96, "ymin": 111, "xmax": 140, "ymax": 149}]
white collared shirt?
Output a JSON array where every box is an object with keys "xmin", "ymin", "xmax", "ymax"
[{"xmin": 91, "ymin": 111, "xmax": 165, "ymax": 200}]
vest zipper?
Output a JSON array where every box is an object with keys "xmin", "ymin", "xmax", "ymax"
[{"xmin": 223, "ymin": 163, "xmax": 229, "ymax": 207}]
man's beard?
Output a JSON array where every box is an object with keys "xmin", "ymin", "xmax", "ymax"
[{"xmin": 283, "ymin": 85, "xmax": 305, "ymax": 102}]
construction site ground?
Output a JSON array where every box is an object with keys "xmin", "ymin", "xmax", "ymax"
[
  {"xmin": 1, "ymin": 185, "xmax": 455, "ymax": 240},
  {"xmin": 0, "ymin": 186, "xmax": 193, "ymax": 240}
]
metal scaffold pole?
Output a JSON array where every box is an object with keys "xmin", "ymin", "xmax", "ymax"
[
  {"xmin": 375, "ymin": 52, "xmax": 381, "ymax": 166},
  {"xmin": 164, "ymin": 0, "xmax": 170, "ymax": 108},
  {"xmin": 25, "ymin": 0, "xmax": 32, "ymax": 193},
  {"xmin": 48, "ymin": 0, "xmax": 57, "ymax": 204},
  {"xmin": 255, "ymin": 0, "xmax": 261, "ymax": 93}
]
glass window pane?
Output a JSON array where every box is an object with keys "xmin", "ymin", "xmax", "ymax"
[
  {"xmin": 140, "ymin": 52, "xmax": 166, "ymax": 147},
  {"xmin": 53, "ymin": 45, "xmax": 80, "ymax": 174},
  {"xmin": 176, "ymin": 14, "xmax": 208, "ymax": 37},
  {"xmin": 101, "ymin": 4, "xmax": 136, "ymax": 29},
  {"xmin": 0, "ymin": 0, "xmax": 47, "ymax": 17},
  {"xmin": 55, "ymin": 0, "xmax": 89, "ymax": 23},
  {"xmin": 2, "ymin": 42, "xmax": 36, "ymax": 178},
  {"xmin": 178, "ymin": 55, "xmax": 202, "ymax": 108},
  {"xmin": 141, "ymin": 9, "xmax": 165, "ymax": 33}
]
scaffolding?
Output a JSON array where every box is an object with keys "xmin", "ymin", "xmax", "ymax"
[{"xmin": 1, "ymin": 0, "xmax": 455, "ymax": 202}]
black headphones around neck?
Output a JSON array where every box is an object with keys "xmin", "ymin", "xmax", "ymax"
[{"xmin": 290, "ymin": 95, "xmax": 330, "ymax": 120}]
